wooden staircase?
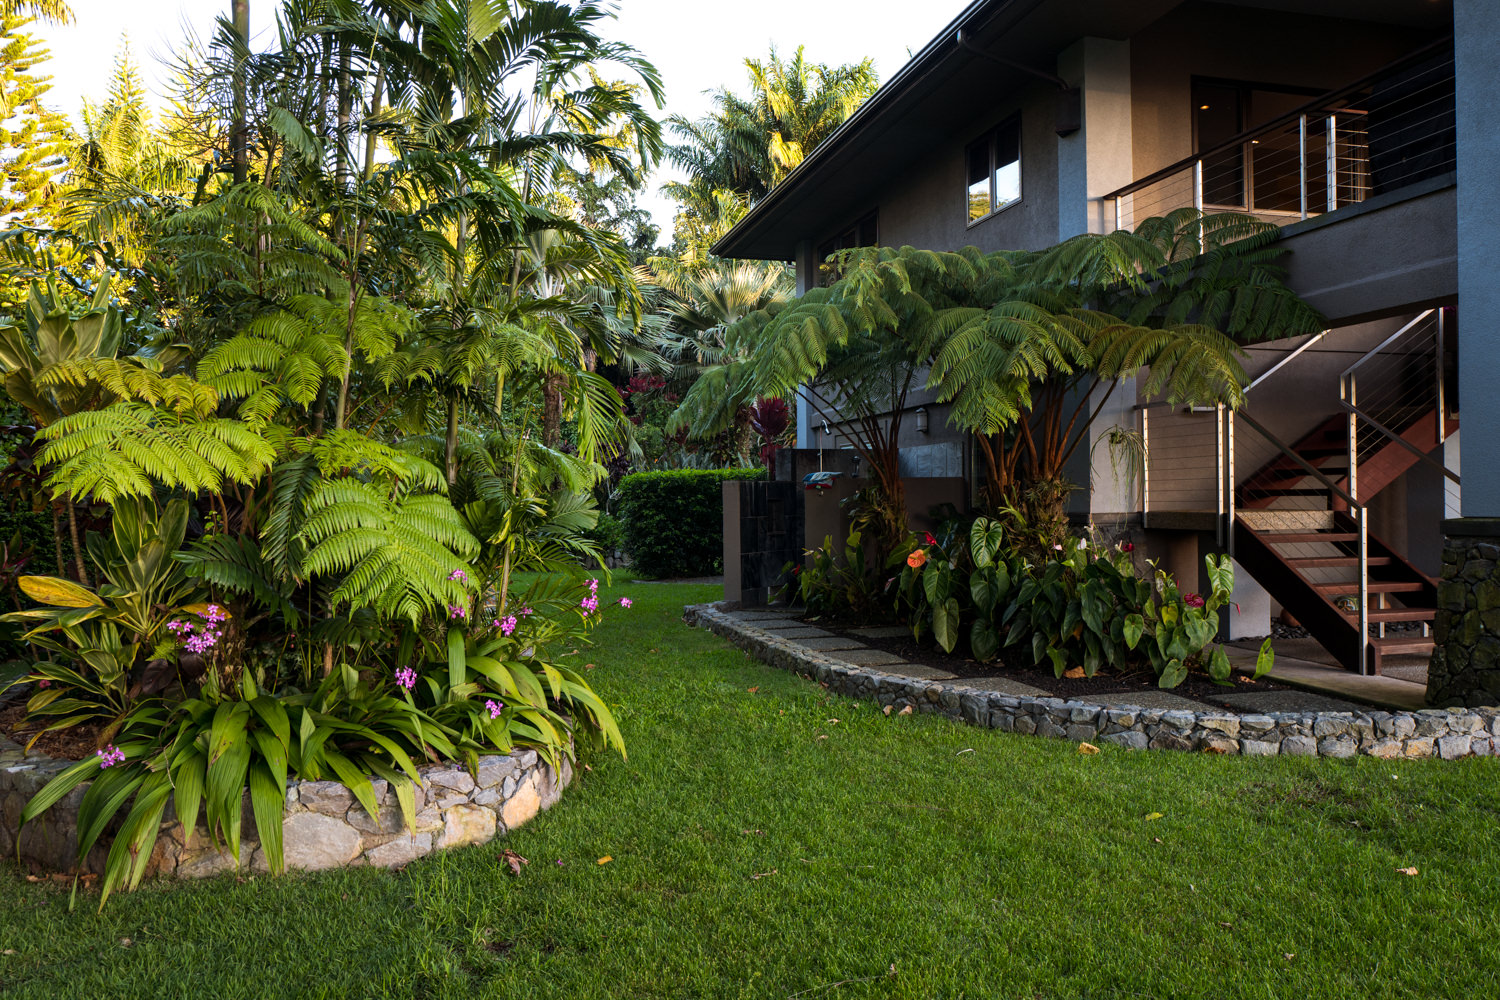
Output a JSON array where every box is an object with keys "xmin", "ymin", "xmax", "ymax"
[{"xmin": 1232, "ymin": 409, "xmax": 1451, "ymax": 674}]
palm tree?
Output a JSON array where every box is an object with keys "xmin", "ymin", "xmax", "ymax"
[{"xmin": 664, "ymin": 46, "xmax": 877, "ymax": 255}]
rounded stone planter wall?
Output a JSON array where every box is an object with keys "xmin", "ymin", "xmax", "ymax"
[{"xmin": 0, "ymin": 731, "xmax": 571, "ymax": 878}]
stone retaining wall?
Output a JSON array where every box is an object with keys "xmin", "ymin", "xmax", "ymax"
[
  {"xmin": 685, "ymin": 602, "xmax": 1500, "ymax": 760},
  {"xmin": 1428, "ymin": 524, "xmax": 1500, "ymax": 707},
  {"xmin": 0, "ymin": 732, "xmax": 570, "ymax": 877}
]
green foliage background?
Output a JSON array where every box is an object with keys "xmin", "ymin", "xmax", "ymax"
[{"xmin": 616, "ymin": 468, "xmax": 763, "ymax": 578}]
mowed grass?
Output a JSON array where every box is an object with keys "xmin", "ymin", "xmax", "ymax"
[{"xmin": 2, "ymin": 580, "xmax": 1499, "ymax": 999}]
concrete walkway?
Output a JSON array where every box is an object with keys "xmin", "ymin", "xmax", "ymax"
[{"xmin": 1224, "ymin": 640, "xmax": 1429, "ymax": 712}]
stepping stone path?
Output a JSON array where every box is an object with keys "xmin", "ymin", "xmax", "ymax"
[
  {"xmin": 848, "ymin": 626, "xmax": 911, "ymax": 638},
  {"xmin": 1214, "ymin": 690, "xmax": 1364, "ymax": 713},
  {"xmin": 827, "ymin": 648, "xmax": 911, "ymax": 667},
  {"xmin": 796, "ymin": 637, "xmax": 871, "ymax": 651},
  {"xmin": 881, "ymin": 663, "xmax": 960, "ymax": 681},
  {"xmin": 1080, "ymin": 691, "xmax": 1206, "ymax": 712},
  {"xmin": 954, "ymin": 675, "xmax": 1049, "ymax": 696}
]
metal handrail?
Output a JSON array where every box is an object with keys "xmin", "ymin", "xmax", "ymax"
[
  {"xmin": 1339, "ymin": 310, "xmax": 1434, "ymax": 381},
  {"xmin": 1234, "ymin": 408, "xmax": 1370, "ymax": 674},
  {"xmin": 1102, "ymin": 37, "xmax": 1454, "ymax": 202},
  {"xmin": 1244, "ymin": 330, "xmax": 1329, "ymax": 395},
  {"xmin": 1338, "ymin": 309, "xmax": 1460, "ymax": 494},
  {"xmin": 1345, "ymin": 401, "xmax": 1460, "ymax": 486},
  {"xmin": 1234, "ymin": 409, "xmax": 1358, "ymax": 509}
]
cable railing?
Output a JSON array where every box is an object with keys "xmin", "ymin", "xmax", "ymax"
[
  {"xmin": 1339, "ymin": 309, "xmax": 1459, "ymax": 507},
  {"xmin": 1105, "ymin": 40, "xmax": 1455, "ymax": 232}
]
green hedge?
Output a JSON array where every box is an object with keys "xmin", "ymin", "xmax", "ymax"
[{"xmin": 617, "ymin": 469, "xmax": 764, "ymax": 578}]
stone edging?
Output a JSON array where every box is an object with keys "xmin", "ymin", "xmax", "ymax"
[
  {"xmin": 1, "ymin": 732, "xmax": 570, "ymax": 877},
  {"xmin": 684, "ymin": 602, "xmax": 1500, "ymax": 760}
]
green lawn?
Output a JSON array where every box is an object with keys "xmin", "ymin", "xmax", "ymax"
[{"xmin": 2, "ymin": 580, "xmax": 1498, "ymax": 999}]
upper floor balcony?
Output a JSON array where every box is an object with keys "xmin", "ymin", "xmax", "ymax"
[{"xmin": 1104, "ymin": 39, "xmax": 1455, "ymax": 234}]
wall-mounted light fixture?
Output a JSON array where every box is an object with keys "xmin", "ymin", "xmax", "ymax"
[{"xmin": 915, "ymin": 407, "xmax": 929, "ymax": 434}]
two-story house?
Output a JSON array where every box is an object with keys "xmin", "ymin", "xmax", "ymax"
[{"xmin": 712, "ymin": 0, "xmax": 1498, "ymax": 706}]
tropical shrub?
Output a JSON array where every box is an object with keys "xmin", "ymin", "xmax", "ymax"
[
  {"xmin": 2, "ymin": 498, "xmax": 205, "ymax": 745},
  {"xmin": 616, "ymin": 468, "xmax": 763, "ymax": 577},
  {"xmin": 896, "ymin": 521, "xmax": 1274, "ymax": 688},
  {"xmin": 785, "ymin": 529, "xmax": 890, "ymax": 621}
]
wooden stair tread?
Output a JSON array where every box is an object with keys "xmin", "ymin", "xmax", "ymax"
[
  {"xmin": 1312, "ymin": 581, "xmax": 1426, "ymax": 594},
  {"xmin": 1257, "ymin": 531, "xmax": 1359, "ymax": 543},
  {"xmin": 1286, "ymin": 555, "xmax": 1394, "ymax": 567},
  {"xmin": 1340, "ymin": 608, "xmax": 1436, "ymax": 622},
  {"xmin": 1369, "ymin": 635, "xmax": 1435, "ymax": 654}
]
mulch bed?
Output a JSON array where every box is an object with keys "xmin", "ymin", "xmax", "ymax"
[
  {"xmin": 0, "ymin": 699, "xmax": 104, "ymax": 761},
  {"xmin": 797, "ymin": 612, "xmax": 1297, "ymax": 711}
]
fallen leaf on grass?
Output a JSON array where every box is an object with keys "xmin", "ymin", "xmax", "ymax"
[
  {"xmin": 1396, "ymin": 866, "xmax": 1419, "ymax": 876},
  {"xmin": 817, "ymin": 734, "xmax": 828, "ymax": 740},
  {"xmin": 499, "ymin": 849, "xmax": 529, "ymax": 876},
  {"xmin": 2, "ymin": 949, "xmax": 16, "ymax": 955},
  {"xmin": 1153, "ymin": 837, "xmax": 1163, "ymax": 844},
  {"xmin": 956, "ymin": 748, "xmax": 974, "ymax": 755},
  {"xmin": 1077, "ymin": 742, "xmax": 1100, "ymax": 755},
  {"xmin": 1218, "ymin": 922, "xmax": 1233, "ymax": 929},
  {"xmin": 898, "ymin": 705, "xmax": 913, "ymax": 716},
  {"xmin": 883, "ymin": 705, "xmax": 893, "ymax": 716},
  {"xmin": 1284, "ymin": 954, "xmax": 1296, "ymax": 961},
  {"xmin": 827, "ymin": 718, "xmax": 839, "ymax": 724},
  {"xmin": 119, "ymin": 938, "xmax": 132, "ymax": 947},
  {"xmin": 1145, "ymin": 812, "xmax": 1164, "ymax": 821},
  {"xmin": 747, "ymin": 686, "xmax": 759, "ymax": 693},
  {"xmin": 584, "ymin": 663, "xmax": 595, "ymax": 670},
  {"xmin": 597, "ymin": 856, "xmax": 613, "ymax": 865},
  {"xmin": 1063, "ymin": 666, "xmax": 1085, "ymax": 679},
  {"xmin": 741, "ymin": 829, "xmax": 764, "ymax": 836},
  {"xmin": 750, "ymin": 869, "xmax": 777, "ymax": 880}
]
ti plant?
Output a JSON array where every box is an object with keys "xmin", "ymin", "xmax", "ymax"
[{"xmin": 1, "ymin": 498, "xmax": 206, "ymax": 745}]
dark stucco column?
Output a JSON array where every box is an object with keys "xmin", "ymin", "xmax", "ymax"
[{"xmin": 1428, "ymin": 0, "xmax": 1500, "ymax": 706}]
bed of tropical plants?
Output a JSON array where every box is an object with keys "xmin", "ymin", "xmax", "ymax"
[{"xmin": 0, "ymin": 0, "xmax": 678, "ymax": 907}]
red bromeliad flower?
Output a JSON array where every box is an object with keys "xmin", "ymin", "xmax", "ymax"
[
  {"xmin": 924, "ymin": 531, "xmax": 937, "ymax": 546},
  {"xmin": 1183, "ymin": 592, "xmax": 1206, "ymax": 609}
]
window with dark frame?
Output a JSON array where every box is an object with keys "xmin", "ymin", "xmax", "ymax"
[
  {"xmin": 816, "ymin": 211, "xmax": 878, "ymax": 286},
  {"xmin": 965, "ymin": 117, "xmax": 1021, "ymax": 223}
]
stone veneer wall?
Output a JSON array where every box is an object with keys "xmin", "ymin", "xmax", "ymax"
[
  {"xmin": 1428, "ymin": 524, "xmax": 1500, "ymax": 708},
  {"xmin": 686, "ymin": 603, "xmax": 1500, "ymax": 760},
  {"xmin": 0, "ymin": 732, "xmax": 571, "ymax": 877}
]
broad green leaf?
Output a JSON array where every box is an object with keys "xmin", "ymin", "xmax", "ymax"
[
  {"xmin": 970, "ymin": 620, "xmax": 1000, "ymax": 662},
  {"xmin": 1254, "ymin": 636, "xmax": 1276, "ymax": 679},
  {"xmin": 17, "ymin": 575, "xmax": 104, "ymax": 608},
  {"xmin": 1158, "ymin": 658, "xmax": 1188, "ymax": 688},
  {"xmin": 1123, "ymin": 614, "xmax": 1144, "ymax": 650},
  {"xmin": 1208, "ymin": 646, "xmax": 1232, "ymax": 683},
  {"xmin": 447, "ymin": 627, "xmax": 466, "ymax": 693},
  {"xmin": 248, "ymin": 761, "xmax": 287, "ymax": 875},
  {"xmin": 932, "ymin": 597, "xmax": 961, "ymax": 653},
  {"xmin": 1046, "ymin": 647, "xmax": 1067, "ymax": 677}
]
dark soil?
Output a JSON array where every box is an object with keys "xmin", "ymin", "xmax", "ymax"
[
  {"xmin": 796, "ymin": 611, "xmax": 1299, "ymax": 710},
  {"xmin": 0, "ymin": 699, "xmax": 106, "ymax": 761}
]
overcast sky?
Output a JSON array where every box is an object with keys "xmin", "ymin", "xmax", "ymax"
[{"xmin": 30, "ymin": 0, "xmax": 962, "ymax": 236}]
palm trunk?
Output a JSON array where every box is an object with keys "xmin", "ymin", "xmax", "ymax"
[
  {"xmin": 230, "ymin": 0, "xmax": 249, "ymax": 185},
  {"xmin": 541, "ymin": 372, "xmax": 565, "ymax": 448},
  {"xmin": 444, "ymin": 397, "xmax": 460, "ymax": 486},
  {"xmin": 50, "ymin": 501, "xmax": 64, "ymax": 577},
  {"xmin": 66, "ymin": 498, "xmax": 88, "ymax": 587},
  {"xmin": 362, "ymin": 64, "xmax": 385, "ymax": 181}
]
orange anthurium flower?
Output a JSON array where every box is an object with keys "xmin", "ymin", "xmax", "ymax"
[{"xmin": 907, "ymin": 549, "xmax": 928, "ymax": 569}]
